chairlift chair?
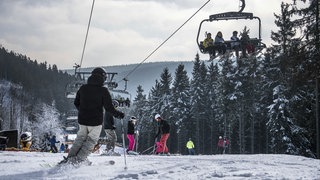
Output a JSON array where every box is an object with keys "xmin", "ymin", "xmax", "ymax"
[
  {"xmin": 65, "ymin": 71, "xmax": 90, "ymax": 98},
  {"xmin": 196, "ymin": 9, "xmax": 266, "ymax": 59}
]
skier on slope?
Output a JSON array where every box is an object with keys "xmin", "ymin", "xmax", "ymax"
[
  {"xmin": 217, "ymin": 136, "xmax": 224, "ymax": 154},
  {"xmin": 223, "ymin": 136, "xmax": 230, "ymax": 154},
  {"xmin": 154, "ymin": 114, "xmax": 170, "ymax": 155},
  {"xmin": 186, "ymin": 138, "xmax": 195, "ymax": 155},
  {"xmin": 217, "ymin": 136, "xmax": 230, "ymax": 154},
  {"xmin": 127, "ymin": 116, "xmax": 137, "ymax": 154},
  {"xmin": 59, "ymin": 143, "xmax": 65, "ymax": 153},
  {"xmin": 49, "ymin": 135, "xmax": 60, "ymax": 153},
  {"xmin": 59, "ymin": 67, "xmax": 124, "ymax": 165},
  {"xmin": 20, "ymin": 132, "xmax": 32, "ymax": 151},
  {"xmin": 100, "ymin": 100, "xmax": 121, "ymax": 156}
]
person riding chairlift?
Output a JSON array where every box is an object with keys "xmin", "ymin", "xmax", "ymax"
[
  {"xmin": 230, "ymin": 31, "xmax": 241, "ymax": 58},
  {"xmin": 202, "ymin": 32, "xmax": 215, "ymax": 60},
  {"xmin": 214, "ymin": 31, "xmax": 227, "ymax": 55},
  {"xmin": 240, "ymin": 27, "xmax": 255, "ymax": 58}
]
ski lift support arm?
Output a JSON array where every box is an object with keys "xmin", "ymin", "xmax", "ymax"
[
  {"xmin": 73, "ymin": 71, "xmax": 118, "ymax": 88},
  {"xmin": 105, "ymin": 72, "xmax": 118, "ymax": 89},
  {"xmin": 209, "ymin": 12, "xmax": 261, "ymax": 39}
]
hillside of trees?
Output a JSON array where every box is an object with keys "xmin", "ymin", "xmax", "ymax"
[
  {"xmin": 0, "ymin": 46, "xmax": 75, "ymax": 149},
  {"xmin": 129, "ymin": 1, "xmax": 319, "ymax": 158},
  {"xmin": 0, "ymin": 46, "xmax": 75, "ymax": 112}
]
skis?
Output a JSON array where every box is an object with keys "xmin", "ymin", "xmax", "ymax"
[
  {"xmin": 127, "ymin": 150, "xmax": 139, "ymax": 155},
  {"xmin": 100, "ymin": 151, "xmax": 121, "ymax": 156},
  {"xmin": 40, "ymin": 163, "xmax": 55, "ymax": 168},
  {"xmin": 40, "ymin": 159, "xmax": 115, "ymax": 169}
]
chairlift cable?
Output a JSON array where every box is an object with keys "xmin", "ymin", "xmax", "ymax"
[
  {"xmin": 78, "ymin": 0, "xmax": 95, "ymax": 73},
  {"xmin": 118, "ymin": 0, "xmax": 211, "ymax": 84}
]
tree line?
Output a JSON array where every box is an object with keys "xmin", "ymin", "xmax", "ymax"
[
  {"xmin": 0, "ymin": 46, "xmax": 75, "ymax": 149},
  {"xmin": 0, "ymin": 46, "xmax": 75, "ymax": 112}
]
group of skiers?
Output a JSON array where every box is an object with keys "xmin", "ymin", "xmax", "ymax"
[
  {"xmin": 185, "ymin": 136, "xmax": 230, "ymax": 155},
  {"xmin": 57, "ymin": 67, "xmax": 172, "ymax": 165},
  {"xmin": 217, "ymin": 136, "xmax": 230, "ymax": 154},
  {"xmin": 56, "ymin": 67, "xmax": 230, "ymax": 166}
]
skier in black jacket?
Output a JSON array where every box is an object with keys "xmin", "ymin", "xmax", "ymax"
[
  {"xmin": 102, "ymin": 100, "xmax": 121, "ymax": 156},
  {"xmin": 60, "ymin": 67, "xmax": 124, "ymax": 165},
  {"xmin": 154, "ymin": 114, "xmax": 170, "ymax": 154},
  {"xmin": 127, "ymin": 116, "xmax": 137, "ymax": 152}
]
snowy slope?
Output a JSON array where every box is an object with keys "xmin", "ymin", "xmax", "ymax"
[{"xmin": 1, "ymin": 151, "xmax": 319, "ymax": 180}]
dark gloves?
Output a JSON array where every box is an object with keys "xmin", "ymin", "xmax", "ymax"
[{"xmin": 117, "ymin": 112, "xmax": 125, "ymax": 119}]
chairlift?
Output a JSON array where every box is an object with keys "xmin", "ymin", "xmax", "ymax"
[
  {"xmin": 65, "ymin": 67, "xmax": 131, "ymax": 107},
  {"xmin": 65, "ymin": 71, "xmax": 90, "ymax": 99},
  {"xmin": 109, "ymin": 77, "xmax": 131, "ymax": 108},
  {"xmin": 196, "ymin": 0, "xmax": 266, "ymax": 59},
  {"xmin": 65, "ymin": 70, "xmax": 117, "ymax": 99}
]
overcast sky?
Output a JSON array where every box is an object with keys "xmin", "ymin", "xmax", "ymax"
[{"xmin": 0, "ymin": 0, "xmax": 301, "ymax": 69}]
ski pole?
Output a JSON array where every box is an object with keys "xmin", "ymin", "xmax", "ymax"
[
  {"xmin": 135, "ymin": 131, "xmax": 139, "ymax": 153},
  {"xmin": 120, "ymin": 118, "xmax": 128, "ymax": 170},
  {"xmin": 140, "ymin": 145, "xmax": 154, "ymax": 154},
  {"xmin": 152, "ymin": 137, "xmax": 157, "ymax": 155}
]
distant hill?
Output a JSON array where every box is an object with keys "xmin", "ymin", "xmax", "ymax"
[{"xmin": 66, "ymin": 61, "xmax": 195, "ymax": 98}]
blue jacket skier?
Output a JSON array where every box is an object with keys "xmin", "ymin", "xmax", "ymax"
[{"xmin": 49, "ymin": 135, "xmax": 59, "ymax": 153}]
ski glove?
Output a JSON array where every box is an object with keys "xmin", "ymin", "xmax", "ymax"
[{"xmin": 117, "ymin": 112, "xmax": 125, "ymax": 119}]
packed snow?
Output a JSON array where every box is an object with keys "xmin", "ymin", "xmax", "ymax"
[{"xmin": 1, "ymin": 149, "xmax": 319, "ymax": 180}]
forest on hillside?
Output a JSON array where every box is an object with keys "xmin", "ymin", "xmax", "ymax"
[
  {"xmin": 0, "ymin": 46, "xmax": 75, "ymax": 149},
  {"xmin": 0, "ymin": 46, "xmax": 75, "ymax": 112},
  {"xmin": 129, "ymin": 1, "xmax": 319, "ymax": 157}
]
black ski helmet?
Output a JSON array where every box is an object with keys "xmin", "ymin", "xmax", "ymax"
[
  {"xmin": 112, "ymin": 100, "xmax": 119, "ymax": 108},
  {"xmin": 92, "ymin": 67, "xmax": 107, "ymax": 77}
]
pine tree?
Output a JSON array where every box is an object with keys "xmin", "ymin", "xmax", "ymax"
[
  {"xmin": 171, "ymin": 63, "xmax": 191, "ymax": 154},
  {"xmin": 266, "ymin": 1, "xmax": 316, "ymax": 157},
  {"xmin": 190, "ymin": 54, "xmax": 208, "ymax": 154},
  {"xmin": 206, "ymin": 62, "xmax": 221, "ymax": 153},
  {"xmin": 218, "ymin": 57, "xmax": 238, "ymax": 153},
  {"xmin": 159, "ymin": 67, "xmax": 173, "ymax": 119},
  {"xmin": 131, "ymin": 85, "xmax": 153, "ymax": 153},
  {"xmin": 149, "ymin": 80, "xmax": 162, "ymax": 115},
  {"xmin": 232, "ymin": 57, "xmax": 252, "ymax": 154},
  {"xmin": 267, "ymin": 85, "xmax": 315, "ymax": 157},
  {"xmin": 147, "ymin": 68, "xmax": 173, "ymax": 152},
  {"xmin": 290, "ymin": 0, "xmax": 320, "ymax": 156}
]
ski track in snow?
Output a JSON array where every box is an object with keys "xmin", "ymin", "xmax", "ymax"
[{"xmin": 0, "ymin": 151, "xmax": 319, "ymax": 179}]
